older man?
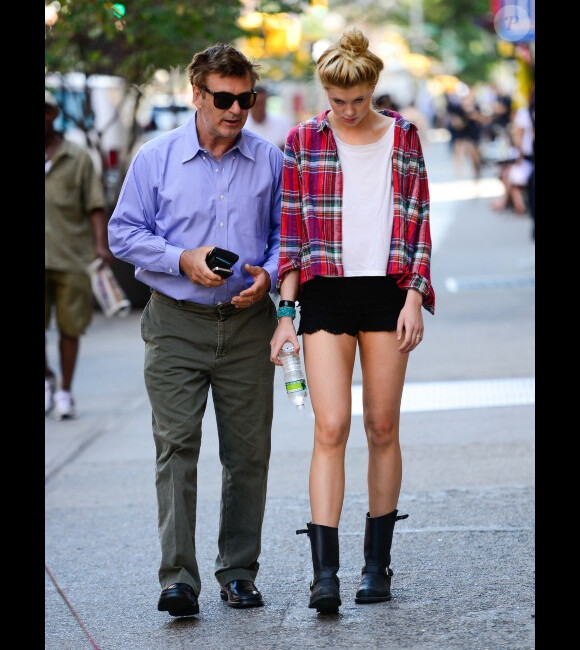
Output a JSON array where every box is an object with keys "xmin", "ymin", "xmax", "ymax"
[{"xmin": 108, "ymin": 44, "xmax": 283, "ymax": 616}]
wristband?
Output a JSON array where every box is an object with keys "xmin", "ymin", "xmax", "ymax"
[
  {"xmin": 279, "ymin": 299, "xmax": 296, "ymax": 308},
  {"xmin": 277, "ymin": 306, "xmax": 296, "ymax": 319}
]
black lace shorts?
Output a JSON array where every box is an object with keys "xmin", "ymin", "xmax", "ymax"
[{"xmin": 297, "ymin": 276, "xmax": 407, "ymax": 337}]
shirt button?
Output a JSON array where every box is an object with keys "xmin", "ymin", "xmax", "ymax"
[
  {"xmin": 169, "ymin": 268, "xmax": 173, "ymax": 273},
  {"xmin": 220, "ymin": 222, "xmax": 224, "ymax": 228},
  {"xmin": 215, "ymin": 168, "xmax": 219, "ymax": 172},
  {"xmin": 202, "ymin": 156, "xmax": 206, "ymax": 160},
  {"xmin": 220, "ymin": 194, "xmax": 224, "ymax": 200}
]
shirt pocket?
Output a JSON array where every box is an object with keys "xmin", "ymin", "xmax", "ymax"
[
  {"xmin": 233, "ymin": 196, "xmax": 268, "ymax": 239},
  {"xmin": 50, "ymin": 180, "xmax": 81, "ymax": 211}
]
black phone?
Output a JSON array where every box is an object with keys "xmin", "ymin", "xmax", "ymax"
[
  {"xmin": 211, "ymin": 267, "xmax": 234, "ymax": 279},
  {"xmin": 205, "ymin": 247, "xmax": 239, "ymax": 279}
]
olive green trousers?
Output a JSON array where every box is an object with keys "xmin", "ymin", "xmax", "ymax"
[{"xmin": 141, "ymin": 290, "xmax": 276, "ymax": 595}]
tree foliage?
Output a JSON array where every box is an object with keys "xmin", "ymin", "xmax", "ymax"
[
  {"xmin": 330, "ymin": 0, "xmax": 497, "ymax": 84},
  {"xmin": 45, "ymin": 0, "xmax": 248, "ymax": 85},
  {"xmin": 44, "ymin": 0, "xmax": 304, "ymax": 207}
]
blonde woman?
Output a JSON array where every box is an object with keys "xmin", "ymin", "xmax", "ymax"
[{"xmin": 270, "ymin": 28, "xmax": 435, "ymax": 613}]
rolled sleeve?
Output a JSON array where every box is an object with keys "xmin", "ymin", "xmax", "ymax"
[
  {"xmin": 399, "ymin": 133, "xmax": 435, "ymax": 314},
  {"xmin": 80, "ymin": 151, "xmax": 105, "ymax": 214}
]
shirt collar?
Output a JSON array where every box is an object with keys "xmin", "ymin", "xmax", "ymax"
[
  {"xmin": 182, "ymin": 112, "xmax": 255, "ymax": 163},
  {"xmin": 316, "ymin": 107, "xmax": 411, "ymax": 132},
  {"xmin": 51, "ymin": 138, "xmax": 78, "ymax": 162}
]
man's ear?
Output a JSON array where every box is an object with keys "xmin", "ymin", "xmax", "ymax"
[{"xmin": 192, "ymin": 86, "xmax": 202, "ymax": 110}]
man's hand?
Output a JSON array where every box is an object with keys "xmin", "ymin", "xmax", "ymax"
[
  {"xmin": 179, "ymin": 246, "xmax": 227, "ymax": 287},
  {"xmin": 90, "ymin": 209, "xmax": 114, "ymax": 265},
  {"xmin": 231, "ymin": 264, "xmax": 271, "ymax": 309}
]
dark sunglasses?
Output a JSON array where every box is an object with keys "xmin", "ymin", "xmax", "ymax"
[{"xmin": 199, "ymin": 85, "xmax": 257, "ymax": 110}]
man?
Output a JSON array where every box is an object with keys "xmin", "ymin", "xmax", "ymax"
[
  {"xmin": 244, "ymin": 85, "xmax": 293, "ymax": 150},
  {"xmin": 108, "ymin": 44, "xmax": 283, "ymax": 617},
  {"xmin": 45, "ymin": 90, "xmax": 113, "ymax": 419}
]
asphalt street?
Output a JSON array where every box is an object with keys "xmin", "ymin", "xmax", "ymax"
[{"xmin": 45, "ymin": 139, "xmax": 535, "ymax": 649}]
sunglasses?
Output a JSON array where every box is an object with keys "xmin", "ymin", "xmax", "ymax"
[{"xmin": 199, "ymin": 85, "xmax": 257, "ymax": 110}]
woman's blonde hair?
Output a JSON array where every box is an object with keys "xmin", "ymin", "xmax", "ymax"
[{"xmin": 317, "ymin": 28, "xmax": 384, "ymax": 89}]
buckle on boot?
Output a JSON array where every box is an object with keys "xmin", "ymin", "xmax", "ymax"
[{"xmin": 361, "ymin": 564, "xmax": 389, "ymax": 576}]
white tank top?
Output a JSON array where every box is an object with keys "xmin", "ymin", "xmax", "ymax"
[{"xmin": 334, "ymin": 123, "xmax": 395, "ymax": 276}]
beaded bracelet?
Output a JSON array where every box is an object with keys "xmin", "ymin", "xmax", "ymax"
[{"xmin": 277, "ymin": 306, "xmax": 296, "ymax": 319}]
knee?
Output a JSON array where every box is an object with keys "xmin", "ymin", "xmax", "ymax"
[
  {"xmin": 314, "ymin": 419, "xmax": 349, "ymax": 451},
  {"xmin": 364, "ymin": 417, "xmax": 398, "ymax": 449}
]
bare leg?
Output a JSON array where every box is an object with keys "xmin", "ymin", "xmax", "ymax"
[
  {"xmin": 45, "ymin": 337, "xmax": 55, "ymax": 379},
  {"xmin": 59, "ymin": 334, "xmax": 79, "ymax": 392},
  {"xmin": 358, "ymin": 331, "xmax": 409, "ymax": 517},
  {"xmin": 303, "ymin": 331, "xmax": 357, "ymax": 527},
  {"xmin": 509, "ymin": 186, "xmax": 527, "ymax": 214},
  {"xmin": 452, "ymin": 139, "xmax": 464, "ymax": 177},
  {"xmin": 491, "ymin": 165, "xmax": 511, "ymax": 211},
  {"xmin": 466, "ymin": 141, "xmax": 481, "ymax": 179}
]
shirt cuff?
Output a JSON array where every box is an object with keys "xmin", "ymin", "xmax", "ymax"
[
  {"xmin": 262, "ymin": 263, "xmax": 277, "ymax": 292},
  {"xmin": 164, "ymin": 245, "xmax": 185, "ymax": 276}
]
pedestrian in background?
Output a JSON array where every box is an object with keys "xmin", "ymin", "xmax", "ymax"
[
  {"xmin": 244, "ymin": 84, "xmax": 294, "ymax": 150},
  {"xmin": 108, "ymin": 44, "xmax": 283, "ymax": 617},
  {"xmin": 373, "ymin": 93, "xmax": 398, "ymax": 112},
  {"xmin": 45, "ymin": 91, "xmax": 113, "ymax": 420},
  {"xmin": 270, "ymin": 27, "xmax": 435, "ymax": 613}
]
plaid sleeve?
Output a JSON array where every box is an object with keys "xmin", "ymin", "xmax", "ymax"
[
  {"xmin": 277, "ymin": 128, "xmax": 303, "ymax": 290},
  {"xmin": 396, "ymin": 129, "xmax": 435, "ymax": 314}
]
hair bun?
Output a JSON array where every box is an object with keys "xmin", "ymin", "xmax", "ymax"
[{"xmin": 338, "ymin": 28, "xmax": 369, "ymax": 56}]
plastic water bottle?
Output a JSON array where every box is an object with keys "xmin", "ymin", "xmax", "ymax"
[{"xmin": 278, "ymin": 342, "xmax": 308, "ymax": 409}]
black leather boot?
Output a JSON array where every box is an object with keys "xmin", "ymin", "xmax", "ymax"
[
  {"xmin": 355, "ymin": 509, "xmax": 408, "ymax": 604},
  {"xmin": 297, "ymin": 522, "xmax": 341, "ymax": 613}
]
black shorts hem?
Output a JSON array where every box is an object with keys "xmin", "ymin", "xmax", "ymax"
[{"xmin": 297, "ymin": 276, "xmax": 406, "ymax": 337}]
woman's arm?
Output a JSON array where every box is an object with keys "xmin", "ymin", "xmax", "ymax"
[
  {"xmin": 277, "ymin": 129, "xmax": 302, "ymax": 290},
  {"xmin": 399, "ymin": 129, "xmax": 435, "ymax": 314},
  {"xmin": 270, "ymin": 269, "xmax": 300, "ymax": 365}
]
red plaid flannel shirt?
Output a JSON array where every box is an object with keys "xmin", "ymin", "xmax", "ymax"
[{"xmin": 278, "ymin": 109, "xmax": 435, "ymax": 314}]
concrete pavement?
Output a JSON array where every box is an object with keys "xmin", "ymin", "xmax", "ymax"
[{"xmin": 45, "ymin": 141, "xmax": 535, "ymax": 649}]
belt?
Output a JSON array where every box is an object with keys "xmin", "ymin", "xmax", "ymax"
[{"xmin": 151, "ymin": 289, "xmax": 242, "ymax": 319}]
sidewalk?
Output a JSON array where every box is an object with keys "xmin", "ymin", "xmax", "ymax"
[{"xmin": 46, "ymin": 141, "xmax": 534, "ymax": 649}]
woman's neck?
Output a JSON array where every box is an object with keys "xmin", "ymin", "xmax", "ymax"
[{"xmin": 328, "ymin": 110, "xmax": 393, "ymax": 146}]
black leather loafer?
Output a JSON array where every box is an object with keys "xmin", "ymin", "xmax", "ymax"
[
  {"xmin": 158, "ymin": 583, "xmax": 199, "ymax": 617},
  {"xmin": 220, "ymin": 579, "xmax": 264, "ymax": 608}
]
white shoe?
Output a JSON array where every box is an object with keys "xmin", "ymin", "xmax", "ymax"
[
  {"xmin": 54, "ymin": 390, "xmax": 76, "ymax": 420},
  {"xmin": 45, "ymin": 378, "xmax": 56, "ymax": 414}
]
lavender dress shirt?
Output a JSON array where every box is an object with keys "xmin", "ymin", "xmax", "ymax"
[{"xmin": 108, "ymin": 113, "xmax": 283, "ymax": 304}]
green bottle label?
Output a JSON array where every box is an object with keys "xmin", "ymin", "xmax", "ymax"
[{"xmin": 285, "ymin": 379, "xmax": 306, "ymax": 393}]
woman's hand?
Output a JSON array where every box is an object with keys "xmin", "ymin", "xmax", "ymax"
[
  {"xmin": 270, "ymin": 317, "xmax": 300, "ymax": 365},
  {"xmin": 397, "ymin": 289, "xmax": 424, "ymax": 353}
]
